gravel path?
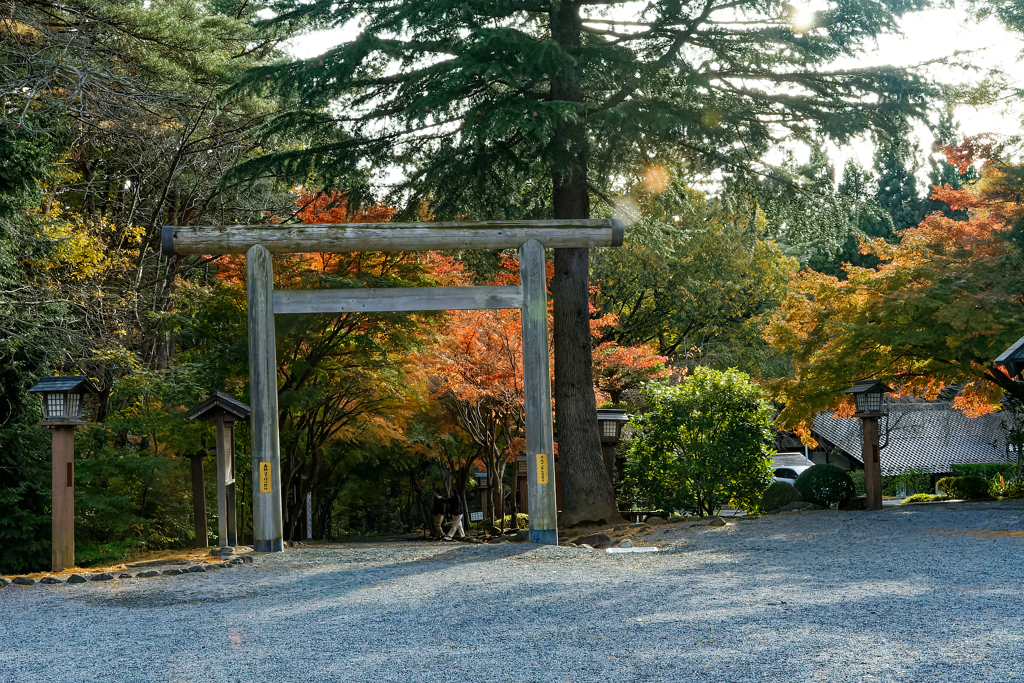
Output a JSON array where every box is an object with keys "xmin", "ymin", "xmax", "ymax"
[{"xmin": 2, "ymin": 500, "xmax": 1023, "ymax": 683}]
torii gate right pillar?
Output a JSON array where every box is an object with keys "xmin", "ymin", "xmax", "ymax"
[{"xmin": 520, "ymin": 240, "xmax": 558, "ymax": 544}]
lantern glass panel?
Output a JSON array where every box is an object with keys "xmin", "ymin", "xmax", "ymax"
[
  {"xmin": 601, "ymin": 420, "xmax": 618, "ymax": 438},
  {"xmin": 45, "ymin": 392, "xmax": 65, "ymax": 420},
  {"xmin": 866, "ymin": 392, "xmax": 881, "ymax": 413},
  {"xmin": 853, "ymin": 393, "xmax": 867, "ymax": 413}
]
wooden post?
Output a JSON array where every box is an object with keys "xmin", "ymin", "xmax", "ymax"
[
  {"xmin": 190, "ymin": 453, "xmax": 208, "ymax": 548},
  {"xmin": 226, "ymin": 424, "xmax": 238, "ymax": 546},
  {"xmin": 247, "ymin": 244, "xmax": 284, "ymax": 552},
  {"xmin": 520, "ymin": 239, "xmax": 558, "ymax": 545},
  {"xmin": 215, "ymin": 412, "xmax": 230, "ymax": 547},
  {"xmin": 861, "ymin": 417, "xmax": 883, "ymax": 511},
  {"xmin": 51, "ymin": 425, "xmax": 76, "ymax": 571}
]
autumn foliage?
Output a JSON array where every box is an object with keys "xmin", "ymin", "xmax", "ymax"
[{"xmin": 765, "ymin": 139, "xmax": 1024, "ymax": 435}]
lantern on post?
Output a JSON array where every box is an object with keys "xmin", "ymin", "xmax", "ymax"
[
  {"xmin": 187, "ymin": 391, "xmax": 250, "ymax": 548},
  {"xmin": 596, "ymin": 408, "xmax": 629, "ymax": 490},
  {"xmin": 27, "ymin": 376, "xmax": 98, "ymax": 571},
  {"xmin": 844, "ymin": 380, "xmax": 893, "ymax": 511}
]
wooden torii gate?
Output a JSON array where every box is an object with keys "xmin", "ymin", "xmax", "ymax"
[{"xmin": 163, "ymin": 219, "xmax": 624, "ymax": 551}]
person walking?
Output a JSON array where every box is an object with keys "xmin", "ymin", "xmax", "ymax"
[
  {"xmin": 431, "ymin": 489, "xmax": 447, "ymax": 538},
  {"xmin": 444, "ymin": 489, "xmax": 466, "ymax": 540}
]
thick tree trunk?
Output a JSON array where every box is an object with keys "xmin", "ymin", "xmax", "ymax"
[{"xmin": 549, "ymin": 1, "xmax": 621, "ymax": 526}]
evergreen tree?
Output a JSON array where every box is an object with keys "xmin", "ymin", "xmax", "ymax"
[
  {"xmin": 234, "ymin": 0, "xmax": 936, "ymax": 524},
  {"xmin": 873, "ymin": 120, "xmax": 926, "ymax": 232}
]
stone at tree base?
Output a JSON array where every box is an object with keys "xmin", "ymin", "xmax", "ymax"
[
  {"xmin": 707, "ymin": 517, "xmax": 727, "ymax": 527},
  {"xmin": 66, "ymin": 574, "xmax": 88, "ymax": 584},
  {"xmin": 162, "ymin": 568, "xmax": 184, "ymax": 576},
  {"xmin": 39, "ymin": 577, "xmax": 63, "ymax": 584},
  {"xmin": 187, "ymin": 565, "xmax": 207, "ymax": 573},
  {"xmin": 667, "ymin": 514, "xmax": 686, "ymax": 523},
  {"xmin": 574, "ymin": 533, "xmax": 611, "ymax": 547},
  {"xmin": 770, "ymin": 501, "xmax": 824, "ymax": 514},
  {"xmin": 90, "ymin": 573, "xmax": 114, "ymax": 581},
  {"xmin": 0, "ymin": 578, "xmax": 10, "ymax": 587},
  {"xmin": 210, "ymin": 547, "xmax": 235, "ymax": 556},
  {"xmin": 619, "ymin": 539, "xmax": 634, "ymax": 548},
  {"xmin": 136, "ymin": 570, "xmax": 160, "ymax": 578},
  {"xmin": 240, "ymin": 555, "xmax": 255, "ymax": 564},
  {"xmin": 645, "ymin": 516, "xmax": 666, "ymax": 525},
  {"xmin": 117, "ymin": 574, "xmax": 132, "ymax": 579},
  {"xmin": 613, "ymin": 524, "xmax": 628, "ymax": 531},
  {"xmin": 13, "ymin": 576, "xmax": 35, "ymax": 585}
]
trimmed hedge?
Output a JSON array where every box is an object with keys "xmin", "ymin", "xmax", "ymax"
[
  {"xmin": 760, "ymin": 481, "xmax": 802, "ymax": 512},
  {"xmin": 794, "ymin": 465, "xmax": 855, "ymax": 508},
  {"xmin": 935, "ymin": 475, "xmax": 990, "ymax": 500},
  {"xmin": 951, "ymin": 463, "xmax": 1017, "ymax": 480}
]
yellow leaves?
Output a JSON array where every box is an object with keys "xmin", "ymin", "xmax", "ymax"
[{"xmin": 33, "ymin": 212, "xmax": 143, "ymax": 281}]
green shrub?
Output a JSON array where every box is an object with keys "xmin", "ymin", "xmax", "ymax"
[
  {"xmin": 848, "ymin": 470, "xmax": 866, "ymax": 496},
  {"xmin": 989, "ymin": 475, "xmax": 1024, "ymax": 499},
  {"xmin": 760, "ymin": 481, "xmax": 802, "ymax": 512},
  {"xmin": 624, "ymin": 368, "xmax": 775, "ymax": 517},
  {"xmin": 902, "ymin": 493, "xmax": 948, "ymax": 503},
  {"xmin": 935, "ymin": 475, "xmax": 990, "ymax": 499},
  {"xmin": 882, "ymin": 467, "xmax": 933, "ymax": 496},
  {"xmin": 794, "ymin": 465, "xmax": 855, "ymax": 508},
  {"xmin": 951, "ymin": 463, "xmax": 1017, "ymax": 480},
  {"xmin": 499, "ymin": 513, "xmax": 529, "ymax": 528}
]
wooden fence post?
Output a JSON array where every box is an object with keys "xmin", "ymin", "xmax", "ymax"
[
  {"xmin": 51, "ymin": 426, "xmax": 76, "ymax": 570},
  {"xmin": 520, "ymin": 239, "xmax": 558, "ymax": 545},
  {"xmin": 247, "ymin": 245, "xmax": 284, "ymax": 552}
]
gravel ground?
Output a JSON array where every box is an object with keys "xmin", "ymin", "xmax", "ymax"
[{"xmin": 2, "ymin": 500, "xmax": 1023, "ymax": 683}]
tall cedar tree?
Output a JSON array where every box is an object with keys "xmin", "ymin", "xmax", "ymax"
[{"xmin": 234, "ymin": 0, "xmax": 934, "ymax": 524}]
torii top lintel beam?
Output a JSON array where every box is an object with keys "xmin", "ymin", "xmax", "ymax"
[{"xmin": 161, "ymin": 219, "xmax": 624, "ymax": 256}]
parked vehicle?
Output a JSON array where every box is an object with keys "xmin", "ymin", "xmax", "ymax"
[{"xmin": 772, "ymin": 452, "xmax": 813, "ymax": 485}]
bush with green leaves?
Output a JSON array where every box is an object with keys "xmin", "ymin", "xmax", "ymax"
[
  {"xmin": 935, "ymin": 475, "xmax": 990, "ymax": 500},
  {"xmin": 794, "ymin": 465, "xmax": 855, "ymax": 508},
  {"xmin": 902, "ymin": 493, "xmax": 948, "ymax": 504},
  {"xmin": 988, "ymin": 475, "xmax": 1024, "ymax": 499},
  {"xmin": 951, "ymin": 463, "xmax": 1017, "ymax": 480},
  {"xmin": 624, "ymin": 367, "xmax": 775, "ymax": 517},
  {"xmin": 760, "ymin": 481, "xmax": 802, "ymax": 512}
]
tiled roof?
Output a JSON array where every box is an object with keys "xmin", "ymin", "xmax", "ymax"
[
  {"xmin": 812, "ymin": 402, "xmax": 1017, "ymax": 476},
  {"xmin": 187, "ymin": 390, "xmax": 251, "ymax": 422},
  {"xmin": 27, "ymin": 376, "xmax": 97, "ymax": 394}
]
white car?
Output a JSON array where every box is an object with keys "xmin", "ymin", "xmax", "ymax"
[{"xmin": 772, "ymin": 465, "xmax": 813, "ymax": 486}]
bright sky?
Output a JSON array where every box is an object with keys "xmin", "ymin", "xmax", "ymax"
[{"xmin": 284, "ymin": 1, "xmax": 1024, "ymax": 185}]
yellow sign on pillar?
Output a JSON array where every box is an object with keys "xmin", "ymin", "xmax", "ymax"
[
  {"xmin": 260, "ymin": 462, "xmax": 272, "ymax": 493},
  {"xmin": 536, "ymin": 453, "xmax": 549, "ymax": 485}
]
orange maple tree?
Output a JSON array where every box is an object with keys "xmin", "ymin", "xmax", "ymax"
[{"xmin": 764, "ymin": 139, "xmax": 1024, "ymax": 439}]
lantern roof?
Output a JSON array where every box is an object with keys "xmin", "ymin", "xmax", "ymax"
[
  {"xmin": 187, "ymin": 391, "xmax": 251, "ymax": 423},
  {"xmin": 994, "ymin": 334, "xmax": 1024, "ymax": 379},
  {"xmin": 843, "ymin": 380, "xmax": 894, "ymax": 395},
  {"xmin": 27, "ymin": 376, "xmax": 98, "ymax": 395},
  {"xmin": 596, "ymin": 408, "xmax": 629, "ymax": 422}
]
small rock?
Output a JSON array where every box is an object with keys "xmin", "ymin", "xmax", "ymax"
[
  {"xmin": 241, "ymin": 556, "xmax": 255, "ymax": 564},
  {"xmin": 209, "ymin": 547, "xmax": 235, "ymax": 557},
  {"xmin": 628, "ymin": 522, "xmax": 646, "ymax": 528},
  {"xmin": 206, "ymin": 563, "xmax": 222, "ymax": 569},
  {"xmin": 162, "ymin": 568, "xmax": 184, "ymax": 576},
  {"xmin": 667, "ymin": 514, "xmax": 686, "ymax": 523},
  {"xmin": 0, "ymin": 578, "xmax": 10, "ymax": 587},
  {"xmin": 574, "ymin": 532, "xmax": 611, "ymax": 547},
  {"xmin": 613, "ymin": 524, "xmax": 628, "ymax": 531},
  {"xmin": 136, "ymin": 570, "xmax": 160, "ymax": 578},
  {"xmin": 187, "ymin": 565, "xmax": 207, "ymax": 573},
  {"xmin": 90, "ymin": 573, "xmax": 114, "ymax": 581},
  {"xmin": 66, "ymin": 574, "xmax": 88, "ymax": 584},
  {"xmin": 39, "ymin": 576, "xmax": 63, "ymax": 584},
  {"xmin": 619, "ymin": 539, "xmax": 634, "ymax": 548},
  {"xmin": 117, "ymin": 573, "xmax": 133, "ymax": 579},
  {"xmin": 513, "ymin": 530, "xmax": 529, "ymax": 542},
  {"xmin": 707, "ymin": 517, "xmax": 727, "ymax": 527},
  {"xmin": 645, "ymin": 516, "xmax": 666, "ymax": 525},
  {"xmin": 13, "ymin": 576, "xmax": 35, "ymax": 585}
]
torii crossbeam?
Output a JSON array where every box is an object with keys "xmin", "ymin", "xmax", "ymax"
[{"xmin": 163, "ymin": 219, "xmax": 624, "ymax": 551}]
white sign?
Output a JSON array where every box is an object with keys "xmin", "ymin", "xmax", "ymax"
[{"xmin": 469, "ymin": 512, "xmax": 484, "ymax": 522}]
